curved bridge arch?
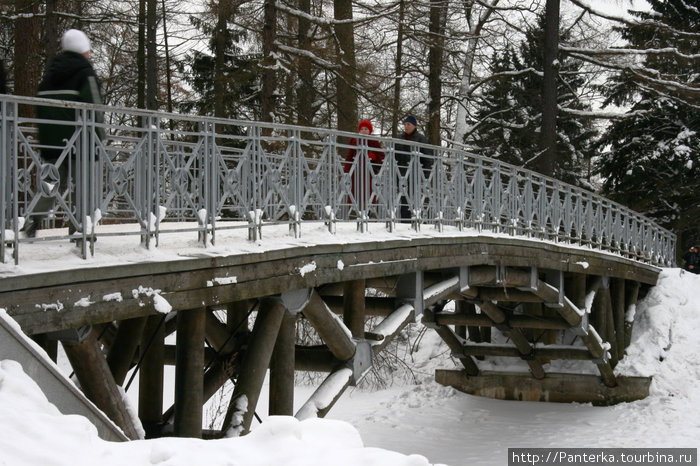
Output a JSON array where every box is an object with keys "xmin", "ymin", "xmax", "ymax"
[{"xmin": 0, "ymin": 95, "xmax": 669, "ymax": 439}]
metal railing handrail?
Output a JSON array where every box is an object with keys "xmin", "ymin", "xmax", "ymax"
[{"xmin": 0, "ymin": 94, "xmax": 676, "ymax": 266}]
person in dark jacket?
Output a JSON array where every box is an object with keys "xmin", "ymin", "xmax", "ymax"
[
  {"xmin": 344, "ymin": 120, "xmax": 384, "ymax": 211},
  {"xmin": 395, "ymin": 115, "xmax": 433, "ymax": 220},
  {"xmin": 26, "ymin": 29, "xmax": 103, "ymax": 239},
  {"xmin": 683, "ymin": 245, "xmax": 699, "ymax": 274},
  {"xmin": 0, "ymin": 58, "xmax": 6, "ymax": 94}
]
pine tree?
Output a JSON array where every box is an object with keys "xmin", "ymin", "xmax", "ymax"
[
  {"xmin": 179, "ymin": 6, "xmax": 261, "ymax": 121},
  {"xmin": 466, "ymin": 14, "xmax": 597, "ymax": 187},
  {"xmin": 596, "ymin": 0, "xmax": 699, "ymax": 250}
]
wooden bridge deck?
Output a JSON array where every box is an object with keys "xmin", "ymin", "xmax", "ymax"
[{"xmin": 0, "ymin": 230, "xmax": 659, "ymax": 439}]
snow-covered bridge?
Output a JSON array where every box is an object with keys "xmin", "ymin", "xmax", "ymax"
[{"xmin": 0, "ymin": 95, "xmax": 676, "ymax": 440}]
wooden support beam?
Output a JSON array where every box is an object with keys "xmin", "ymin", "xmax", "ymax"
[
  {"xmin": 323, "ymin": 295, "xmax": 395, "ymax": 316},
  {"xmin": 436, "ymin": 370, "xmax": 650, "ymax": 406},
  {"xmin": 296, "ymin": 367, "xmax": 354, "ymax": 420},
  {"xmin": 62, "ymin": 329, "xmax": 141, "ymax": 440},
  {"xmin": 477, "ymin": 288, "xmax": 545, "ymax": 303},
  {"xmin": 222, "ymin": 297, "xmax": 285, "ymax": 436},
  {"xmin": 269, "ymin": 312, "xmax": 297, "ymax": 416},
  {"xmin": 423, "ymin": 276, "xmax": 459, "ymax": 308},
  {"xmin": 297, "ymin": 301, "xmax": 419, "ymax": 420},
  {"xmin": 477, "ymin": 301, "xmax": 546, "ymax": 379},
  {"xmin": 611, "ymin": 278, "xmax": 626, "ymax": 361},
  {"xmin": 461, "ymin": 344, "xmax": 593, "ymax": 360},
  {"xmin": 174, "ymin": 307, "xmax": 206, "ymax": 438},
  {"xmin": 205, "ymin": 310, "xmax": 238, "ymax": 354},
  {"xmin": 302, "ymin": 290, "xmax": 356, "ymax": 362},
  {"xmin": 343, "ymin": 279, "xmax": 366, "ymax": 338},
  {"xmin": 295, "ymin": 346, "xmax": 341, "ymax": 372},
  {"xmin": 106, "ymin": 317, "xmax": 147, "ymax": 386},
  {"xmin": 138, "ymin": 314, "xmax": 165, "ymax": 438},
  {"xmin": 454, "ymin": 300, "xmax": 469, "ymax": 340},
  {"xmin": 624, "ymin": 281, "xmax": 641, "ymax": 349},
  {"xmin": 435, "ymin": 312, "xmax": 571, "ymax": 330},
  {"xmin": 423, "ymin": 308, "xmax": 479, "ymax": 375},
  {"xmin": 531, "ymin": 280, "xmax": 583, "ymax": 326},
  {"xmin": 227, "ymin": 300, "xmax": 251, "ymax": 333}
]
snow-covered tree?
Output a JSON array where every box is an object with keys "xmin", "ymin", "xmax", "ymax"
[
  {"xmin": 466, "ymin": 14, "xmax": 598, "ymax": 187},
  {"xmin": 596, "ymin": 0, "xmax": 699, "ymax": 250}
]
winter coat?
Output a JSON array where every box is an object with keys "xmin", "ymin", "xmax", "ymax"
[
  {"xmin": 683, "ymin": 249, "xmax": 699, "ymax": 273},
  {"xmin": 394, "ymin": 129, "xmax": 433, "ymax": 176},
  {"xmin": 345, "ymin": 137, "xmax": 385, "ymax": 207},
  {"xmin": 36, "ymin": 51, "xmax": 104, "ymax": 160}
]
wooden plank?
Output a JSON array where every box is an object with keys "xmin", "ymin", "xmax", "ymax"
[{"xmin": 436, "ymin": 370, "xmax": 651, "ymax": 406}]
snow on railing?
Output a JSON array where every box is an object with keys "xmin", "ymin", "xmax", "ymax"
[{"xmin": 0, "ymin": 95, "xmax": 676, "ymax": 266}]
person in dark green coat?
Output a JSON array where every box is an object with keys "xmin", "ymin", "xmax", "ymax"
[{"xmin": 26, "ymin": 29, "xmax": 103, "ymax": 239}]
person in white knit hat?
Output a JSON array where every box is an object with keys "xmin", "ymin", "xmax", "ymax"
[{"xmin": 27, "ymin": 30, "xmax": 103, "ymax": 242}]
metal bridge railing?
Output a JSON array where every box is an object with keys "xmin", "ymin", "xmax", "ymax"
[{"xmin": 0, "ymin": 95, "xmax": 676, "ymax": 266}]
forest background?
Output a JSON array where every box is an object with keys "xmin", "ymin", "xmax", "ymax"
[{"xmin": 0, "ymin": 0, "xmax": 697, "ymax": 257}]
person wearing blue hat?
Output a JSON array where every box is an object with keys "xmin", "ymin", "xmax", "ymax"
[{"xmin": 395, "ymin": 115, "xmax": 433, "ymax": 220}]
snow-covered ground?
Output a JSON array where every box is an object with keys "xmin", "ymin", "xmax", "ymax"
[{"xmin": 1, "ymin": 267, "xmax": 698, "ymax": 465}]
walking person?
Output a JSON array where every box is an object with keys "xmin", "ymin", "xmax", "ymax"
[
  {"xmin": 344, "ymin": 120, "xmax": 384, "ymax": 212},
  {"xmin": 394, "ymin": 115, "xmax": 433, "ymax": 221},
  {"xmin": 683, "ymin": 245, "xmax": 699, "ymax": 274},
  {"xmin": 26, "ymin": 29, "xmax": 104, "ymax": 240}
]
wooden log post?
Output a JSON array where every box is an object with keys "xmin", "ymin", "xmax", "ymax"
[
  {"xmin": 454, "ymin": 299, "xmax": 469, "ymax": 340},
  {"xmin": 107, "ymin": 316, "xmax": 147, "ymax": 386},
  {"xmin": 62, "ymin": 329, "xmax": 141, "ymax": 440},
  {"xmin": 624, "ymin": 281, "xmax": 641, "ymax": 349},
  {"xmin": 302, "ymin": 290, "xmax": 356, "ymax": 362},
  {"xmin": 138, "ymin": 314, "xmax": 165, "ymax": 438},
  {"xmin": 269, "ymin": 312, "xmax": 297, "ymax": 416},
  {"xmin": 221, "ymin": 297, "xmax": 285, "ymax": 436},
  {"xmin": 343, "ymin": 279, "xmax": 365, "ymax": 338},
  {"xmin": 174, "ymin": 307, "xmax": 206, "ymax": 438},
  {"xmin": 611, "ymin": 278, "xmax": 626, "ymax": 362},
  {"xmin": 227, "ymin": 300, "xmax": 251, "ymax": 333}
]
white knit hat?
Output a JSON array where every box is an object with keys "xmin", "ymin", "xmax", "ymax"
[{"xmin": 61, "ymin": 29, "xmax": 91, "ymax": 54}]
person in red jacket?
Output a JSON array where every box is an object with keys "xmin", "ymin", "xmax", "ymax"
[{"xmin": 344, "ymin": 120, "xmax": 384, "ymax": 211}]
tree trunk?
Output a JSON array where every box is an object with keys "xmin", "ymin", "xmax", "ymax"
[
  {"xmin": 147, "ymin": 0, "xmax": 158, "ymax": 110},
  {"xmin": 539, "ymin": 0, "xmax": 560, "ymax": 177},
  {"xmin": 262, "ymin": 0, "xmax": 277, "ymax": 127},
  {"xmin": 333, "ymin": 0, "xmax": 358, "ymax": 133},
  {"xmin": 297, "ymin": 0, "xmax": 315, "ymax": 126},
  {"xmin": 138, "ymin": 0, "xmax": 146, "ymax": 110},
  {"xmin": 214, "ymin": 0, "xmax": 231, "ymax": 118},
  {"xmin": 14, "ymin": 0, "xmax": 41, "ymax": 110},
  {"xmin": 44, "ymin": 0, "xmax": 58, "ymax": 64},
  {"xmin": 391, "ymin": 0, "xmax": 406, "ymax": 137},
  {"xmin": 453, "ymin": 1, "xmax": 495, "ymax": 144},
  {"xmin": 427, "ymin": 0, "xmax": 447, "ymax": 146}
]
